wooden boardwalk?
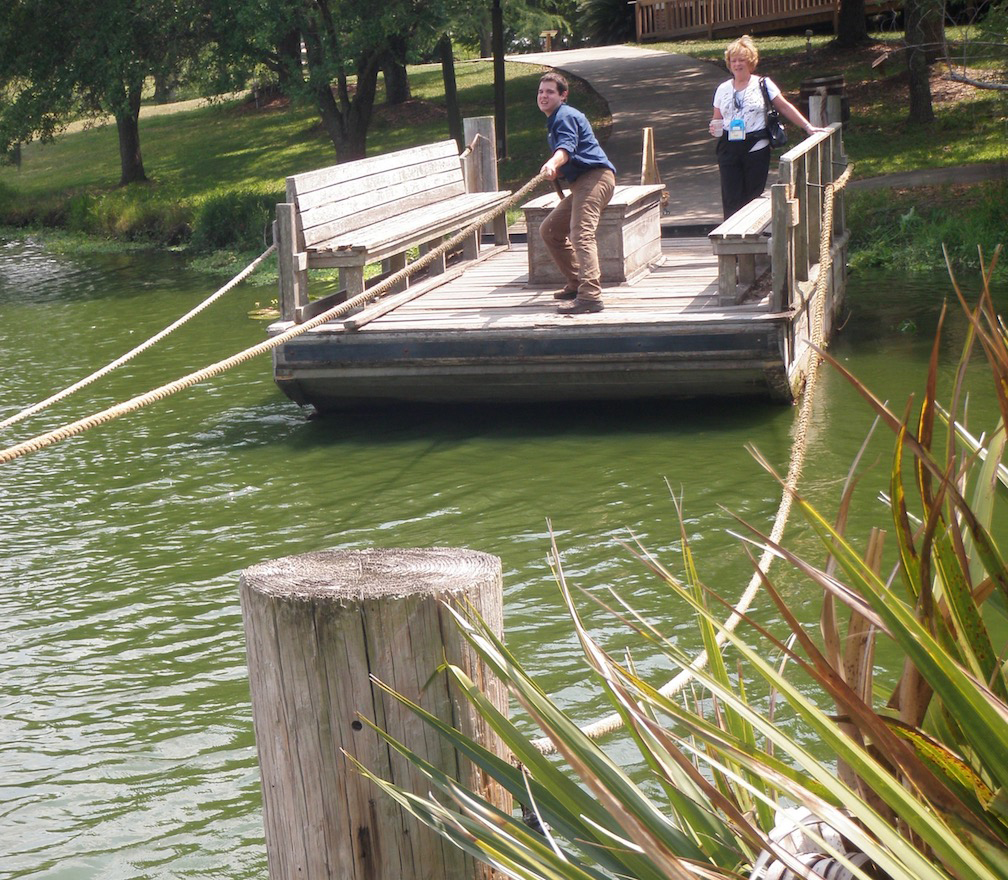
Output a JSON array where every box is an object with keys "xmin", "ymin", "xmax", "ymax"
[
  {"xmin": 635, "ymin": 0, "xmax": 902, "ymax": 41},
  {"xmin": 268, "ymin": 125, "xmax": 849, "ymax": 413},
  {"xmin": 269, "ymin": 237, "xmax": 794, "ymax": 410}
]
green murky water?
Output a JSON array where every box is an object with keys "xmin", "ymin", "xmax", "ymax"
[{"xmin": 1, "ymin": 236, "xmax": 1003, "ymax": 877}]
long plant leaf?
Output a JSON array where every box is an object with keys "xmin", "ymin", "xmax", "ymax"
[
  {"xmin": 643, "ymin": 553, "xmax": 1001, "ymax": 880},
  {"xmin": 747, "ymin": 480, "xmax": 1008, "ymax": 801}
]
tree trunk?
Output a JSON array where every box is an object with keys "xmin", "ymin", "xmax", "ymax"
[
  {"xmin": 313, "ymin": 78, "xmax": 348, "ymax": 156},
  {"xmin": 274, "ymin": 29, "xmax": 304, "ymax": 94},
  {"xmin": 116, "ymin": 81, "xmax": 147, "ymax": 185},
  {"xmin": 479, "ymin": 28, "xmax": 492, "ymax": 58},
  {"xmin": 491, "ymin": 0, "xmax": 507, "ymax": 159},
  {"xmin": 310, "ymin": 46, "xmax": 383, "ymax": 161},
  {"xmin": 302, "ymin": 1, "xmax": 383, "ymax": 161},
  {"xmin": 439, "ymin": 34, "xmax": 463, "ymax": 149},
  {"xmin": 835, "ymin": 0, "xmax": 869, "ymax": 48},
  {"xmin": 153, "ymin": 72, "xmax": 176, "ymax": 104},
  {"xmin": 921, "ymin": 0, "xmax": 945, "ymax": 61},
  {"xmin": 905, "ymin": 0, "xmax": 936, "ymax": 123},
  {"xmin": 346, "ymin": 53, "xmax": 382, "ymax": 158},
  {"xmin": 382, "ymin": 34, "xmax": 411, "ymax": 104}
]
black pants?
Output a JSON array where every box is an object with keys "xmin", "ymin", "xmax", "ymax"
[{"xmin": 716, "ymin": 135, "xmax": 771, "ymax": 220}]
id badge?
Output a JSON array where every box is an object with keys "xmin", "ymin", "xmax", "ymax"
[{"xmin": 728, "ymin": 118, "xmax": 746, "ymax": 142}]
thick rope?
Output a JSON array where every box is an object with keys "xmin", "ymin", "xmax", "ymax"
[
  {"xmin": 0, "ymin": 244, "xmax": 277, "ymax": 432},
  {"xmin": 533, "ymin": 163, "xmax": 853, "ymax": 753},
  {"xmin": 0, "ymin": 172, "xmax": 547, "ymax": 466}
]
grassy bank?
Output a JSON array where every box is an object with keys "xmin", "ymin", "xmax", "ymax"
[{"xmin": 1, "ymin": 36, "xmax": 1005, "ymax": 275}]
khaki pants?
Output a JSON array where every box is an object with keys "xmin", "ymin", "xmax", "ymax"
[{"xmin": 538, "ymin": 168, "xmax": 615, "ymax": 302}]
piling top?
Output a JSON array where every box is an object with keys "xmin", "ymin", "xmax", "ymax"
[{"xmin": 241, "ymin": 547, "xmax": 502, "ymax": 602}]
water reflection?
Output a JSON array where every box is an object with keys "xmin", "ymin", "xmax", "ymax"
[{"xmin": 0, "ymin": 237, "xmax": 1004, "ymax": 878}]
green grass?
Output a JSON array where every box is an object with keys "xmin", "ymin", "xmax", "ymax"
[{"xmin": 848, "ymin": 178, "xmax": 1008, "ymax": 271}]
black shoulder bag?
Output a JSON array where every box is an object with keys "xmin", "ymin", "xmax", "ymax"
[{"xmin": 759, "ymin": 77, "xmax": 788, "ymax": 149}]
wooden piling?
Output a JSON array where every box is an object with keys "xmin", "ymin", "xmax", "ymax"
[
  {"xmin": 462, "ymin": 116, "xmax": 509, "ymax": 245},
  {"xmin": 240, "ymin": 547, "xmax": 510, "ymax": 880}
]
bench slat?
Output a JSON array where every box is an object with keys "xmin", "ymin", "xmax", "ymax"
[
  {"xmin": 295, "ymin": 155, "xmax": 464, "ymax": 215},
  {"xmin": 709, "ymin": 195, "xmax": 772, "ymax": 240},
  {"xmin": 302, "ymin": 177, "xmax": 471, "ymax": 248},
  {"xmin": 307, "ymin": 192, "xmax": 509, "ymax": 262},
  {"xmin": 286, "ymin": 140, "xmax": 461, "ymax": 200},
  {"xmin": 301, "ymin": 168, "xmax": 466, "ymax": 248}
]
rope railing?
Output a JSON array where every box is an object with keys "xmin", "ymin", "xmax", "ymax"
[
  {"xmin": 0, "ymin": 131, "xmax": 496, "ymax": 438},
  {"xmin": 533, "ymin": 163, "xmax": 853, "ymax": 753},
  {"xmin": 0, "ymin": 172, "xmax": 548, "ymax": 466},
  {"xmin": 0, "ymin": 244, "xmax": 277, "ymax": 433}
]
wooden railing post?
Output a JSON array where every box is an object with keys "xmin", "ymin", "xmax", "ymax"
[
  {"xmin": 462, "ymin": 117, "xmax": 499, "ymax": 195},
  {"xmin": 830, "ymin": 124, "xmax": 848, "ymax": 239},
  {"xmin": 807, "ymin": 143, "xmax": 822, "ymax": 265},
  {"xmin": 240, "ymin": 547, "xmax": 510, "ymax": 880},
  {"xmin": 770, "ymin": 182, "xmax": 790, "ymax": 313},
  {"xmin": 275, "ymin": 204, "xmax": 307, "ymax": 322},
  {"xmin": 793, "ymin": 156, "xmax": 810, "ymax": 283},
  {"xmin": 462, "ymin": 116, "xmax": 508, "ymax": 245}
]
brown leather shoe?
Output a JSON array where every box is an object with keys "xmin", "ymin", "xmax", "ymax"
[
  {"xmin": 553, "ymin": 287, "xmax": 578, "ymax": 300},
  {"xmin": 558, "ymin": 298, "xmax": 603, "ymax": 315}
]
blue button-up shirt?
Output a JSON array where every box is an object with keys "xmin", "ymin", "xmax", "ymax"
[{"xmin": 546, "ymin": 103, "xmax": 616, "ymax": 182}]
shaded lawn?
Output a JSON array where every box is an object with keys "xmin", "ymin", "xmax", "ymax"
[{"xmin": 0, "ymin": 60, "xmax": 603, "ymax": 208}]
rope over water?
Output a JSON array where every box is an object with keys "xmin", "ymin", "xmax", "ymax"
[
  {"xmin": 0, "ymin": 172, "xmax": 547, "ymax": 466},
  {"xmin": 0, "ymin": 244, "xmax": 277, "ymax": 433},
  {"xmin": 533, "ymin": 163, "xmax": 853, "ymax": 753}
]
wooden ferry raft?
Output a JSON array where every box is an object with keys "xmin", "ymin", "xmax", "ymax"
[{"xmin": 268, "ymin": 124, "xmax": 849, "ymax": 412}]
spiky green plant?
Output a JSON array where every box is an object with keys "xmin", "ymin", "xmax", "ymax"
[{"xmin": 357, "ymin": 249, "xmax": 1008, "ymax": 880}]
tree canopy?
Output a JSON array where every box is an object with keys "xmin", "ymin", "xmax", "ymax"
[{"xmin": 0, "ymin": 0, "xmax": 205, "ymax": 185}]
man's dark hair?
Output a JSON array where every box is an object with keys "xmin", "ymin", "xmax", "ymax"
[{"xmin": 539, "ymin": 72, "xmax": 569, "ymax": 96}]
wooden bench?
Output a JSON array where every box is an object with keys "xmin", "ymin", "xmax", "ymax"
[
  {"xmin": 274, "ymin": 140, "xmax": 511, "ymax": 321},
  {"xmin": 708, "ymin": 195, "xmax": 772, "ymax": 305},
  {"xmin": 521, "ymin": 184, "xmax": 666, "ymax": 285}
]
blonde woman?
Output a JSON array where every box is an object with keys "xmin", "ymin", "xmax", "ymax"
[{"xmin": 709, "ymin": 35, "xmax": 823, "ymax": 219}]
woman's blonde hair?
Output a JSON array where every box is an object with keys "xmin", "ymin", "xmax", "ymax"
[{"xmin": 724, "ymin": 35, "xmax": 758, "ymax": 70}]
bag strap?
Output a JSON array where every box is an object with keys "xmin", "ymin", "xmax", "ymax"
[{"xmin": 759, "ymin": 76, "xmax": 772, "ymax": 110}]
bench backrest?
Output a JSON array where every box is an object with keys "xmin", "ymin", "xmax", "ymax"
[{"xmin": 286, "ymin": 140, "xmax": 467, "ymax": 249}]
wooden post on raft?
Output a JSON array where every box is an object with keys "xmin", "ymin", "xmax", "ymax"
[
  {"xmin": 462, "ymin": 116, "xmax": 500, "ymax": 196},
  {"xmin": 640, "ymin": 127, "xmax": 669, "ymax": 215},
  {"xmin": 462, "ymin": 116, "xmax": 509, "ymax": 244},
  {"xmin": 239, "ymin": 547, "xmax": 510, "ymax": 880}
]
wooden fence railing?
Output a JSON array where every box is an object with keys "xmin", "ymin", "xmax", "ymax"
[
  {"xmin": 769, "ymin": 122, "xmax": 849, "ymax": 382},
  {"xmin": 635, "ymin": 0, "xmax": 899, "ymax": 41}
]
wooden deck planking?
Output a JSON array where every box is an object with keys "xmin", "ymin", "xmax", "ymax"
[{"xmin": 335, "ymin": 239, "xmax": 770, "ymax": 333}]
